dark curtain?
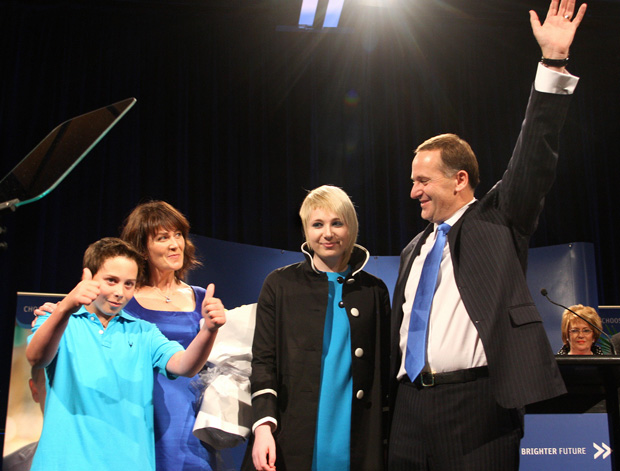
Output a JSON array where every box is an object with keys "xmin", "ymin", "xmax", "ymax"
[{"xmin": 1, "ymin": 0, "xmax": 619, "ymax": 437}]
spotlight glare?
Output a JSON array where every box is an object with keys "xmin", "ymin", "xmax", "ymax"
[
  {"xmin": 323, "ymin": 0, "xmax": 345, "ymax": 28},
  {"xmin": 299, "ymin": 0, "xmax": 319, "ymax": 26}
]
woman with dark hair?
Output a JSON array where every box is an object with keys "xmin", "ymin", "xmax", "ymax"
[{"xmin": 121, "ymin": 200, "xmax": 222, "ymax": 471}]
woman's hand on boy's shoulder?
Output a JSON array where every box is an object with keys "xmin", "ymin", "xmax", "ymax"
[
  {"xmin": 34, "ymin": 302, "xmax": 58, "ymax": 317},
  {"xmin": 201, "ymin": 283, "xmax": 226, "ymax": 332},
  {"xmin": 32, "ymin": 301, "xmax": 58, "ymax": 327}
]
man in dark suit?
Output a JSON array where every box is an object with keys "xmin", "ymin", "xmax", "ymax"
[{"xmin": 388, "ymin": 1, "xmax": 587, "ymax": 469}]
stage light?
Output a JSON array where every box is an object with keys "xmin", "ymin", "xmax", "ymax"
[
  {"xmin": 323, "ymin": 0, "xmax": 345, "ymax": 27},
  {"xmin": 299, "ymin": 0, "xmax": 319, "ymax": 26},
  {"xmin": 298, "ymin": 0, "xmax": 345, "ymax": 28}
]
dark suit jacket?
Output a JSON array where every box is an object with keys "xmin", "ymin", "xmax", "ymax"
[{"xmin": 390, "ymin": 88, "xmax": 569, "ymax": 413}]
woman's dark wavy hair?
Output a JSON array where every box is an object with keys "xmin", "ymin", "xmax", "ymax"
[{"xmin": 120, "ymin": 201, "xmax": 200, "ymax": 287}]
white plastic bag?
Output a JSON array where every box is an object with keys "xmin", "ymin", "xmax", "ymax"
[{"xmin": 192, "ymin": 303, "xmax": 257, "ymax": 449}]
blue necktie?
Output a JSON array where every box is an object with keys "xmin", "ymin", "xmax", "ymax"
[{"xmin": 405, "ymin": 222, "xmax": 451, "ymax": 380}]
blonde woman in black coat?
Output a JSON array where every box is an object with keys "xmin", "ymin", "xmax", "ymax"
[{"xmin": 243, "ymin": 185, "xmax": 390, "ymax": 471}]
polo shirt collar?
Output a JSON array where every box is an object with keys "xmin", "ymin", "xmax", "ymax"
[{"xmin": 73, "ymin": 305, "xmax": 137, "ymax": 322}]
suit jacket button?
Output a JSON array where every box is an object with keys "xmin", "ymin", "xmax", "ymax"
[
  {"xmin": 356, "ymin": 390, "xmax": 365, "ymax": 399},
  {"xmin": 355, "ymin": 348, "xmax": 364, "ymax": 358},
  {"xmin": 351, "ymin": 308, "xmax": 359, "ymax": 317}
]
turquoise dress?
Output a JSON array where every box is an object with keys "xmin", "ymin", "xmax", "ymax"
[{"xmin": 312, "ymin": 268, "xmax": 352, "ymax": 471}]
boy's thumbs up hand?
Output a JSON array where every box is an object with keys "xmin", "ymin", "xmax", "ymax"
[{"xmin": 62, "ymin": 268, "xmax": 100, "ymax": 310}]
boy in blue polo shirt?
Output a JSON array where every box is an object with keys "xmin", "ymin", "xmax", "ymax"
[{"xmin": 26, "ymin": 237, "xmax": 225, "ymax": 471}]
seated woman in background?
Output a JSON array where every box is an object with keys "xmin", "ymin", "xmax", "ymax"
[{"xmin": 557, "ymin": 304, "xmax": 604, "ymax": 355}]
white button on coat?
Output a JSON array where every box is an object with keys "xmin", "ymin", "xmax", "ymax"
[
  {"xmin": 355, "ymin": 348, "xmax": 364, "ymax": 358},
  {"xmin": 356, "ymin": 390, "xmax": 364, "ymax": 399},
  {"xmin": 350, "ymin": 308, "xmax": 359, "ymax": 317}
]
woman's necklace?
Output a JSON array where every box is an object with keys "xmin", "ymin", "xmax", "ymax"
[{"xmin": 153, "ymin": 284, "xmax": 174, "ymax": 303}]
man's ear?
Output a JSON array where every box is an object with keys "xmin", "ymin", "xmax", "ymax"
[{"xmin": 454, "ymin": 170, "xmax": 470, "ymax": 193}]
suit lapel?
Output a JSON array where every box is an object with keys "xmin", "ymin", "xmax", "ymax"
[
  {"xmin": 393, "ymin": 223, "xmax": 434, "ymax": 318},
  {"xmin": 446, "ymin": 201, "xmax": 477, "ymax": 272},
  {"xmin": 404, "ymin": 223, "xmax": 434, "ymax": 276}
]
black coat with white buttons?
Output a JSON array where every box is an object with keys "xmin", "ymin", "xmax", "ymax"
[{"xmin": 242, "ymin": 244, "xmax": 391, "ymax": 471}]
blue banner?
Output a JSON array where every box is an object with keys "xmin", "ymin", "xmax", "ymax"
[
  {"xmin": 600, "ymin": 306, "xmax": 620, "ymax": 336},
  {"xmin": 522, "ymin": 414, "xmax": 613, "ymax": 469},
  {"xmin": 15, "ymin": 291, "xmax": 65, "ymax": 328}
]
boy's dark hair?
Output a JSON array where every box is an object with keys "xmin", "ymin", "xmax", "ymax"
[{"xmin": 83, "ymin": 237, "xmax": 144, "ymax": 277}]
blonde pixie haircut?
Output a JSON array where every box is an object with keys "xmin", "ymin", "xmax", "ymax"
[
  {"xmin": 299, "ymin": 185, "xmax": 359, "ymax": 266},
  {"xmin": 560, "ymin": 304, "xmax": 603, "ymax": 345}
]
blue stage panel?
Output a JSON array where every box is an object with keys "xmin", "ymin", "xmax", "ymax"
[{"xmin": 522, "ymin": 414, "xmax": 613, "ymax": 470}]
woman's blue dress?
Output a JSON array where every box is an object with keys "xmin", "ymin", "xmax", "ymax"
[{"xmin": 125, "ymin": 286, "xmax": 216, "ymax": 471}]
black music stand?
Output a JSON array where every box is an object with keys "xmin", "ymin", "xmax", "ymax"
[{"xmin": 0, "ymin": 97, "xmax": 136, "ymax": 212}]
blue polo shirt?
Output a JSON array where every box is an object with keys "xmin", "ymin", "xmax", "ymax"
[{"xmin": 28, "ymin": 306, "xmax": 184, "ymax": 471}]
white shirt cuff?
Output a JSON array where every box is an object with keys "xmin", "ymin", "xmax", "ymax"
[{"xmin": 534, "ymin": 62, "xmax": 579, "ymax": 95}]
